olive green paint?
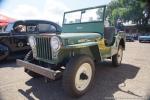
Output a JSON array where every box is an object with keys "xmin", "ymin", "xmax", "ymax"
[{"xmin": 62, "ymin": 22, "xmax": 104, "ymax": 33}]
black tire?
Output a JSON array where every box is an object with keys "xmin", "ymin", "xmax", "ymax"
[
  {"xmin": 24, "ymin": 50, "xmax": 41, "ymax": 78},
  {"xmin": 112, "ymin": 45, "xmax": 123, "ymax": 67},
  {"xmin": 62, "ymin": 55, "xmax": 95, "ymax": 97},
  {"xmin": 0, "ymin": 45, "xmax": 10, "ymax": 61}
]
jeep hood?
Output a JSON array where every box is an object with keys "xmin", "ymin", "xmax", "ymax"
[{"xmin": 59, "ymin": 33, "xmax": 102, "ymax": 46}]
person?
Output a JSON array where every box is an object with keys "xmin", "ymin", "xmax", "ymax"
[{"xmin": 115, "ymin": 18, "xmax": 124, "ymax": 32}]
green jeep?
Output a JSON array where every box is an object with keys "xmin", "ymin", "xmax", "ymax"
[{"xmin": 17, "ymin": 5, "xmax": 125, "ymax": 97}]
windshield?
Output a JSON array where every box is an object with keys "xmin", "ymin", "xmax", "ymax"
[
  {"xmin": 64, "ymin": 7, "xmax": 104, "ymax": 24},
  {"xmin": 5, "ymin": 23, "xmax": 14, "ymax": 32}
]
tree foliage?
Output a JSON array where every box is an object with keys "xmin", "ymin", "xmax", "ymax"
[{"xmin": 106, "ymin": 0, "xmax": 150, "ymax": 25}]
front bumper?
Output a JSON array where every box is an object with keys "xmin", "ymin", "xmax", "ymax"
[{"xmin": 17, "ymin": 59, "xmax": 61, "ymax": 80}]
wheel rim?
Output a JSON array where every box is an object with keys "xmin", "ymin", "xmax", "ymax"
[
  {"xmin": 117, "ymin": 47, "xmax": 123, "ymax": 64},
  {"xmin": 75, "ymin": 63, "xmax": 92, "ymax": 91}
]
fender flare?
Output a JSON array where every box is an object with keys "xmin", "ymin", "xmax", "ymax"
[{"xmin": 64, "ymin": 42, "xmax": 102, "ymax": 62}]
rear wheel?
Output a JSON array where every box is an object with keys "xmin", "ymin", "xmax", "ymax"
[
  {"xmin": 24, "ymin": 51, "xmax": 41, "ymax": 78},
  {"xmin": 63, "ymin": 55, "xmax": 95, "ymax": 97},
  {"xmin": 112, "ymin": 45, "xmax": 123, "ymax": 67}
]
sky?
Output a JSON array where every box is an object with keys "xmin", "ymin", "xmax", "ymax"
[{"xmin": 0, "ymin": 0, "xmax": 112, "ymax": 24}]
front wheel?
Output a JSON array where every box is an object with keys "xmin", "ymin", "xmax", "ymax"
[
  {"xmin": 62, "ymin": 55, "xmax": 95, "ymax": 97},
  {"xmin": 112, "ymin": 45, "xmax": 123, "ymax": 67}
]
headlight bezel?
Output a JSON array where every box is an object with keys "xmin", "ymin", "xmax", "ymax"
[
  {"xmin": 50, "ymin": 36, "xmax": 62, "ymax": 51},
  {"xmin": 28, "ymin": 36, "xmax": 36, "ymax": 47}
]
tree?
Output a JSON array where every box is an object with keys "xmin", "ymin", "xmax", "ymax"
[
  {"xmin": 106, "ymin": 0, "xmax": 148, "ymax": 25},
  {"xmin": 105, "ymin": 0, "xmax": 121, "ymax": 25},
  {"xmin": 138, "ymin": 0, "xmax": 150, "ymax": 24}
]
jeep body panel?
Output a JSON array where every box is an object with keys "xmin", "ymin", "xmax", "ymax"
[
  {"xmin": 32, "ymin": 32, "xmax": 103, "ymax": 64},
  {"xmin": 31, "ymin": 30, "xmax": 125, "ymax": 65},
  {"xmin": 62, "ymin": 22, "xmax": 104, "ymax": 33}
]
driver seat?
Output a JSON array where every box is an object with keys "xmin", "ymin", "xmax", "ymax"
[{"xmin": 104, "ymin": 27, "xmax": 115, "ymax": 46}]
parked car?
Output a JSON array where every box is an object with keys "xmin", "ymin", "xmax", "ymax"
[
  {"xmin": 17, "ymin": 5, "xmax": 126, "ymax": 97},
  {"xmin": 126, "ymin": 35, "xmax": 134, "ymax": 42},
  {"xmin": 0, "ymin": 20, "xmax": 61, "ymax": 61},
  {"xmin": 139, "ymin": 35, "xmax": 150, "ymax": 43}
]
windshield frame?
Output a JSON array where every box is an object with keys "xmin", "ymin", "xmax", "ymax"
[{"xmin": 63, "ymin": 5, "xmax": 106, "ymax": 25}]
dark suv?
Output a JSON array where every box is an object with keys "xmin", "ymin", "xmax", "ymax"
[
  {"xmin": 0, "ymin": 20, "xmax": 61, "ymax": 61},
  {"xmin": 126, "ymin": 35, "xmax": 134, "ymax": 42}
]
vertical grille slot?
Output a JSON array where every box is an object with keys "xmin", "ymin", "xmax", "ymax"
[{"xmin": 35, "ymin": 36, "xmax": 52, "ymax": 60}]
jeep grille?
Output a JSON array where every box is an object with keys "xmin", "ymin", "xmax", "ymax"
[{"xmin": 35, "ymin": 36, "xmax": 52, "ymax": 60}]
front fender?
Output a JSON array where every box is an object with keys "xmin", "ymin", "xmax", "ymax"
[{"xmin": 59, "ymin": 42, "xmax": 101, "ymax": 63}]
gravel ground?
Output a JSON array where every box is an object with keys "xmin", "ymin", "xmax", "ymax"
[{"xmin": 0, "ymin": 41, "xmax": 150, "ymax": 100}]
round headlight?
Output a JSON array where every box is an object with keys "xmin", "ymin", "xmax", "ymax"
[
  {"xmin": 51, "ymin": 36, "xmax": 61, "ymax": 51},
  {"xmin": 28, "ymin": 36, "xmax": 36, "ymax": 47}
]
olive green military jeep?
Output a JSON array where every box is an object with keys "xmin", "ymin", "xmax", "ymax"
[{"xmin": 17, "ymin": 5, "xmax": 125, "ymax": 97}]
